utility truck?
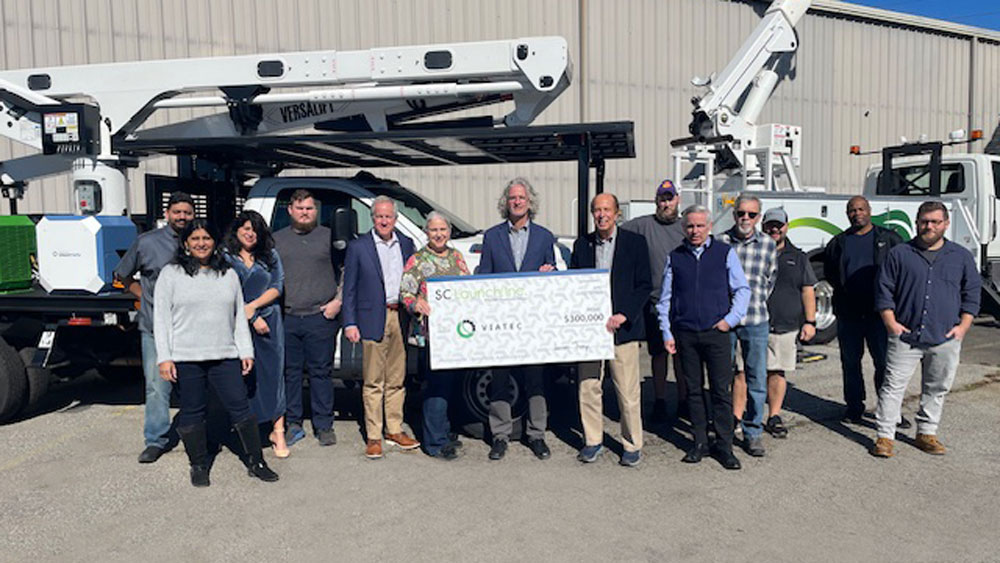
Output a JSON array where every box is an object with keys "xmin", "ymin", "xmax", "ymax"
[
  {"xmin": 666, "ymin": 0, "xmax": 1000, "ymax": 342},
  {"xmin": 0, "ymin": 37, "xmax": 633, "ymax": 423}
]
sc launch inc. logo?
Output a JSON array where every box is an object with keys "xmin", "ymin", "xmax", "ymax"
[{"xmin": 456, "ymin": 320, "xmax": 476, "ymax": 339}]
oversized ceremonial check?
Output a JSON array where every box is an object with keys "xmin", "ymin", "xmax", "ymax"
[{"xmin": 427, "ymin": 270, "xmax": 615, "ymax": 370}]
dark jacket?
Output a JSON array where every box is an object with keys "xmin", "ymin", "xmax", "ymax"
[
  {"xmin": 570, "ymin": 228, "xmax": 652, "ymax": 345},
  {"xmin": 342, "ymin": 229, "xmax": 415, "ymax": 341},
  {"xmin": 823, "ymin": 225, "xmax": 902, "ymax": 316},
  {"xmin": 477, "ymin": 221, "xmax": 556, "ymax": 274}
]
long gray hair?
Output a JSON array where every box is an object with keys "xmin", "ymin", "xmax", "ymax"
[{"xmin": 497, "ymin": 177, "xmax": 540, "ymax": 220}]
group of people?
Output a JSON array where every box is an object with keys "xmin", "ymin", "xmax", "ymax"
[{"xmin": 114, "ymin": 175, "xmax": 981, "ymax": 486}]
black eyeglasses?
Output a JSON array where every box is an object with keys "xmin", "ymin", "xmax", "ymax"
[{"xmin": 736, "ymin": 210, "xmax": 759, "ymax": 218}]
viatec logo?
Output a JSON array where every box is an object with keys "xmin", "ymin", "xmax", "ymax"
[{"xmin": 456, "ymin": 319, "xmax": 476, "ymax": 338}]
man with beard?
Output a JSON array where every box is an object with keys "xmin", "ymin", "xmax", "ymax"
[
  {"xmin": 824, "ymin": 196, "xmax": 906, "ymax": 426},
  {"xmin": 273, "ymin": 189, "xmax": 341, "ymax": 448},
  {"xmin": 115, "ymin": 191, "xmax": 195, "ymax": 463},
  {"xmin": 871, "ymin": 201, "xmax": 979, "ymax": 457},
  {"xmin": 760, "ymin": 208, "xmax": 817, "ymax": 438},
  {"xmin": 621, "ymin": 179, "xmax": 686, "ymax": 424},
  {"xmin": 721, "ymin": 194, "xmax": 777, "ymax": 458}
]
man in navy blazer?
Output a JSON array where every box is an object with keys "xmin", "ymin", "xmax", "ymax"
[
  {"xmin": 570, "ymin": 193, "xmax": 652, "ymax": 466},
  {"xmin": 343, "ymin": 196, "xmax": 419, "ymax": 459},
  {"xmin": 477, "ymin": 177, "xmax": 556, "ymax": 461}
]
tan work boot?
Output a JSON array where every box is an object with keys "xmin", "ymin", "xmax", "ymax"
[
  {"xmin": 914, "ymin": 433, "xmax": 946, "ymax": 455},
  {"xmin": 871, "ymin": 437, "xmax": 895, "ymax": 458}
]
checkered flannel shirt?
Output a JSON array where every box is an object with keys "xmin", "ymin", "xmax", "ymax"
[{"xmin": 721, "ymin": 227, "xmax": 777, "ymax": 327}]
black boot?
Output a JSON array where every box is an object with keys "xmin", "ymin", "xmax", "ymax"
[
  {"xmin": 177, "ymin": 423, "xmax": 211, "ymax": 487},
  {"xmin": 233, "ymin": 418, "xmax": 279, "ymax": 483}
]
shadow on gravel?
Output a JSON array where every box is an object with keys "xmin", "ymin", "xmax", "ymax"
[{"xmin": 783, "ymin": 384, "xmax": 874, "ymax": 451}]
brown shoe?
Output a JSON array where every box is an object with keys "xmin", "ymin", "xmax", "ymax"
[
  {"xmin": 365, "ymin": 440, "xmax": 383, "ymax": 459},
  {"xmin": 385, "ymin": 432, "xmax": 420, "ymax": 450},
  {"xmin": 914, "ymin": 433, "xmax": 946, "ymax": 455},
  {"xmin": 871, "ymin": 437, "xmax": 895, "ymax": 458}
]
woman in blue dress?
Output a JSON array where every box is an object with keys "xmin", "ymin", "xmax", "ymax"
[{"xmin": 224, "ymin": 210, "xmax": 289, "ymax": 458}]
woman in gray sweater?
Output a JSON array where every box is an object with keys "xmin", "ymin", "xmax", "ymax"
[{"xmin": 154, "ymin": 219, "xmax": 278, "ymax": 487}]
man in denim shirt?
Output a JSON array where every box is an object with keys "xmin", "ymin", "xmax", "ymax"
[{"xmin": 871, "ymin": 201, "xmax": 980, "ymax": 458}]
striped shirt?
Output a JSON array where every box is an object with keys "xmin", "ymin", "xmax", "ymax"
[{"xmin": 721, "ymin": 227, "xmax": 777, "ymax": 327}]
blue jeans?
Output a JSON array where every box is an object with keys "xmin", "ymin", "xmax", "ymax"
[
  {"xmin": 837, "ymin": 315, "xmax": 888, "ymax": 415},
  {"xmin": 141, "ymin": 331, "xmax": 173, "ymax": 448},
  {"xmin": 733, "ymin": 322, "xmax": 769, "ymax": 439},
  {"xmin": 284, "ymin": 313, "xmax": 338, "ymax": 432},
  {"xmin": 419, "ymin": 345, "xmax": 461, "ymax": 455}
]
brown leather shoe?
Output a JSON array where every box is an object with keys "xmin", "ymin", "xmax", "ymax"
[
  {"xmin": 871, "ymin": 437, "xmax": 894, "ymax": 458},
  {"xmin": 914, "ymin": 433, "xmax": 946, "ymax": 455},
  {"xmin": 365, "ymin": 440, "xmax": 383, "ymax": 459},
  {"xmin": 385, "ymin": 432, "xmax": 420, "ymax": 450}
]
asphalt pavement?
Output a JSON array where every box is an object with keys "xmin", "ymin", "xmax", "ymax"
[{"xmin": 1, "ymin": 320, "xmax": 998, "ymax": 562}]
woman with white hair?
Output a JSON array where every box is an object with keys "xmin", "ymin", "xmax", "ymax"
[{"xmin": 399, "ymin": 211, "xmax": 470, "ymax": 460}]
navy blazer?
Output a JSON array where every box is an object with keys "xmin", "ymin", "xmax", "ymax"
[
  {"xmin": 477, "ymin": 221, "xmax": 556, "ymax": 274},
  {"xmin": 342, "ymin": 229, "xmax": 415, "ymax": 341},
  {"xmin": 570, "ymin": 228, "xmax": 651, "ymax": 345}
]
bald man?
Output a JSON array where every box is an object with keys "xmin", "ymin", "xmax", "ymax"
[
  {"xmin": 570, "ymin": 193, "xmax": 652, "ymax": 467},
  {"xmin": 823, "ymin": 196, "xmax": 905, "ymax": 425}
]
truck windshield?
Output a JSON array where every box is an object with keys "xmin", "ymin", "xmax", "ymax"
[{"xmin": 367, "ymin": 185, "xmax": 480, "ymax": 238}]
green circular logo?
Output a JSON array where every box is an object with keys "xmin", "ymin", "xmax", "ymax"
[{"xmin": 456, "ymin": 319, "xmax": 476, "ymax": 339}]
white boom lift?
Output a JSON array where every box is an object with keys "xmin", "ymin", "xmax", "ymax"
[
  {"xmin": 672, "ymin": 0, "xmax": 811, "ymax": 200},
  {"xmin": 0, "ymin": 36, "xmax": 571, "ymax": 215}
]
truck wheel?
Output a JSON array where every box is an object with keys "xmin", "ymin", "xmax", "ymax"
[
  {"xmin": 812, "ymin": 278, "xmax": 837, "ymax": 344},
  {"xmin": 457, "ymin": 368, "xmax": 527, "ymax": 439},
  {"xmin": 0, "ymin": 339, "xmax": 27, "ymax": 423},
  {"xmin": 18, "ymin": 348, "xmax": 50, "ymax": 409}
]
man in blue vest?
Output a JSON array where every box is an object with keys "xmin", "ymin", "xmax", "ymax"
[{"xmin": 657, "ymin": 204, "xmax": 750, "ymax": 470}]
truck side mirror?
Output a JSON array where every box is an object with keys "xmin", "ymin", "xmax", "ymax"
[{"xmin": 331, "ymin": 207, "xmax": 354, "ymax": 250}]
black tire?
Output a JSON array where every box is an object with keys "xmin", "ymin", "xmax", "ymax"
[
  {"xmin": 811, "ymin": 261, "xmax": 837, "ymax": 345},
  {"xmin": 457, "ymin": 368, "xmax": 527, "ymax": 439},
  {"xmin": 0, "ymin": 339, "xmax": 27, "ymax": 423},
  {"xmin": 18, "ymin": 348, "xmax": 50, "ymax": 409}
]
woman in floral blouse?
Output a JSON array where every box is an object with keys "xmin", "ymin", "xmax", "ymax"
[{"xmin": 400, "ymin": 212, "xmax": 470, "ymax": 460}]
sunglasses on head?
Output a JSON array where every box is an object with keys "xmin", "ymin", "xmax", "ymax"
[{"xmin": 736, "ymin": 210, "xmax": 759, "ymax": 218}]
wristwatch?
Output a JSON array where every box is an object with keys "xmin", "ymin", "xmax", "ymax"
[{"xmin": 803, "ymin": 320, "xmax": 816, "ymax": 326}]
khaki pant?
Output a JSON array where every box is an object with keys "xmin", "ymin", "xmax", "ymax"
[
  {"xmin": 578, "ymin": 341, "xmax": 643, "ymax": 452},
  {"xmin": 361, "ymin": 311, "xmax": 406, "ymax": 440}
]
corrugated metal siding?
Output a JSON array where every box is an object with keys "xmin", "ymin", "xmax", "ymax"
[{"xmin": 0, "ymin": 0, "xmax": 997, "ymax": 235}]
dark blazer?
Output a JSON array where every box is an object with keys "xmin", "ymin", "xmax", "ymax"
[
  {"xmin": 342, "ymin": 229, "xmax": 415, "ymax": 341},
  {"xmin": 477, "ymin": 221, "xmax": 556, "ymax": 274},
  {"xmin": 570, "ymin": 228, "xmax": 652, "ymax": 345}
]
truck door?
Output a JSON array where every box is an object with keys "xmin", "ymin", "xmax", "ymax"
[{"xmin": 987, "ymin": 162, "xmax": 1000, "ymax": 263}]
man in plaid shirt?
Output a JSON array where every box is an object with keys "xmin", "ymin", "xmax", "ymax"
[{"xmin": 721, "ymin": 194, "xmax": 777, "ymax": 457}]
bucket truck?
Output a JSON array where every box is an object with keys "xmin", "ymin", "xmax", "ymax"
[
  {"xmin": 0, "ymin": 37, "xmax": 628, "ymax": 423},
  {"xmin": 665, "ymin": 0, "xmax": 1000, "ymax": 343}
]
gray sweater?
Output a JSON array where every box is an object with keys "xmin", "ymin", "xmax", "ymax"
[{"xmin": 153, "ymin": 264, "xmax": 254, "ymax": 363}]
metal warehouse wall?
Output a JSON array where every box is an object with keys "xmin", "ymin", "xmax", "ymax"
[{"xmin": 1, "ymin": 0, "xmax": 998, "ymax": 235}]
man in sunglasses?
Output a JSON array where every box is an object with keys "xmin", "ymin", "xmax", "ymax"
[
  {"xmin": 824, "ymin": 196, "xmax": 906, "ymax": 426},
  {"xmin": 622, "ymin": 179, "xmax": 687, "ymax": 425},
  {"xmin": 721, "ymin": 194, "xmax": 777, "ymax": 458}
]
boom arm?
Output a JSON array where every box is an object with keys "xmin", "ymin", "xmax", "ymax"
[{"xmin": 0, "ymin": 36, "xmax": 571, "ymax": 188}]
